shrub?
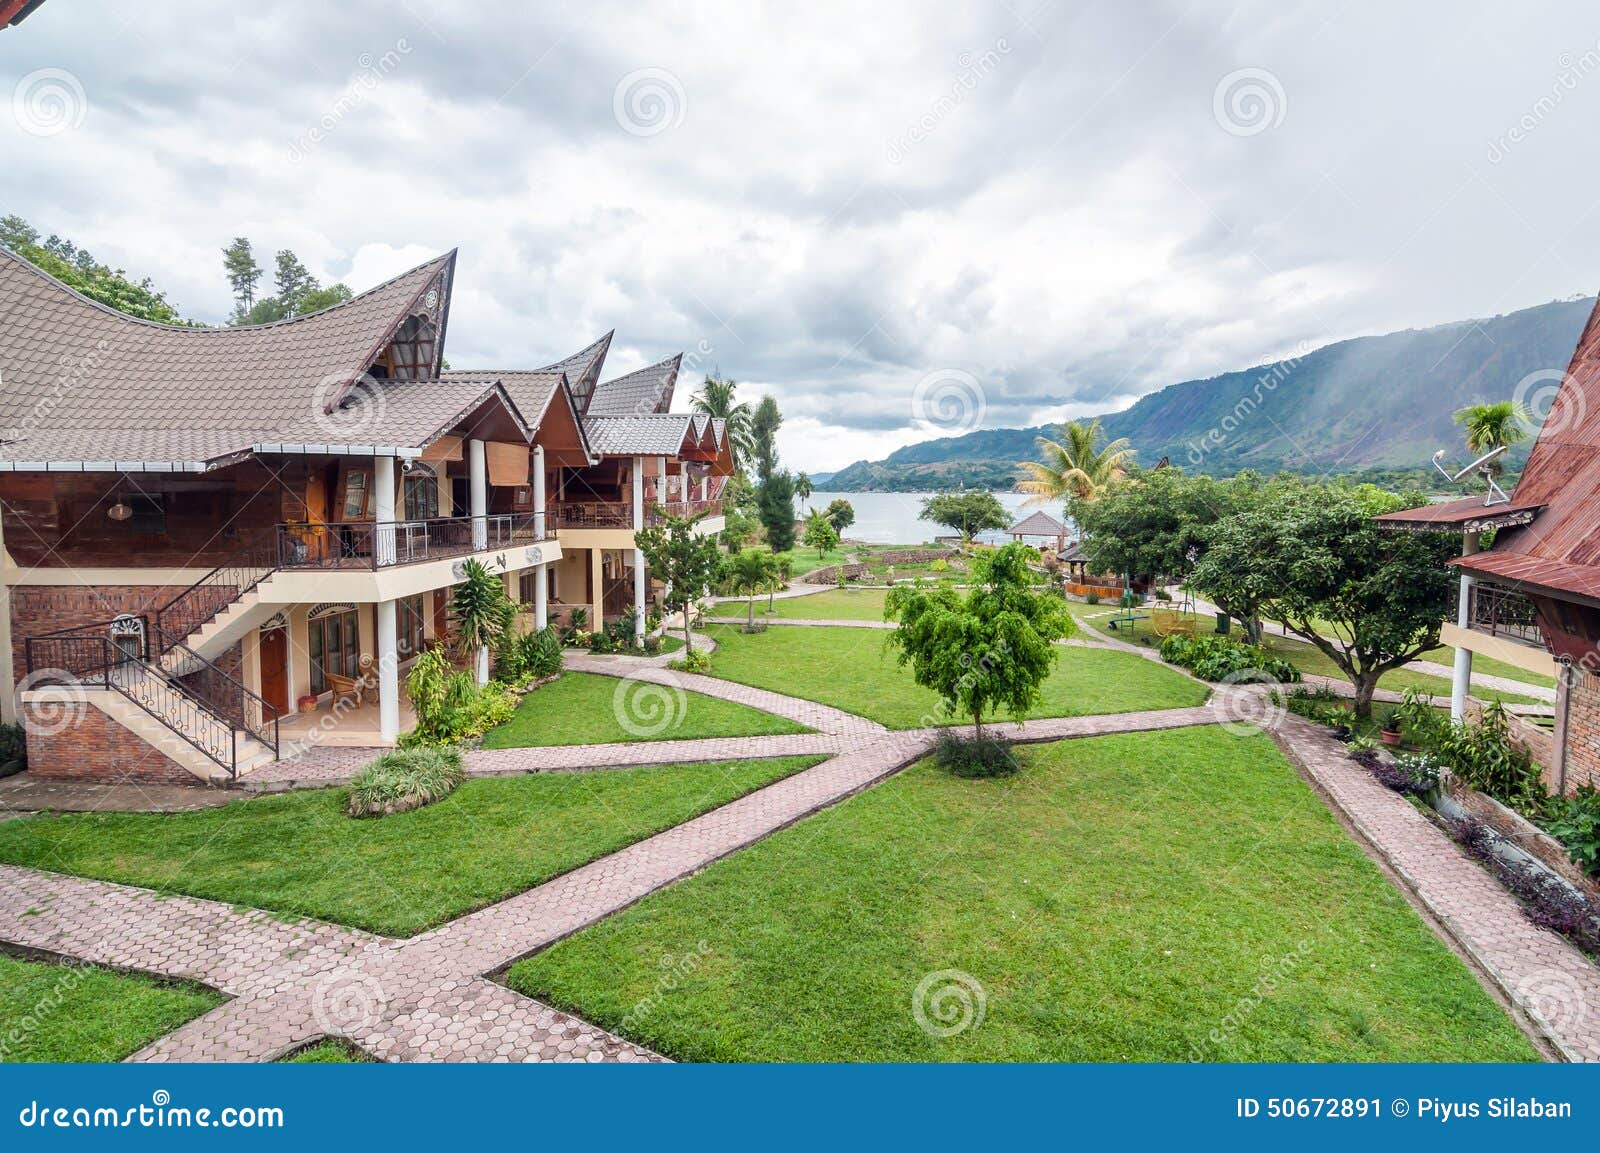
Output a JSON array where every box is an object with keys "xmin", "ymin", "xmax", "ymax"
[
  {"xmin": 641, "ymin": 633, "xmax": 663, "ymax": 655},
  {"xmin": 1282, "ymin": 685, "xmax": 1355, "ymax": 730},
  {"xmin": 668, "ymin": 648, "xmax": 711, "ymax": 674},
  {"xmin": 0, "ymin": 721, "xmax": 26, "ymax": 768},
  {"xmin": 1085, "ymin": 590, "xmax": 1099, "ymax": 605},
  {"xmin": 1369, "ymin": 751, "xmax": 1442, "ymax": 796},
  {"xmin": 1447, "ymin": 816, "xmax": 1600, "ymax": 956},
  {"xmin": 1159, "ymin": 633, "xmax": 1299, "ymax": 683},
  {"xmin": 1541, "ymin": 786, "xmax": 1600, "ymax": 878},
  {"xmin": 345, "ymin": 747, "xmax": 465, "ymax": 818},
  {"xmin": 933, "ymin": 729, "xmax": 1021, "ymax": 779},
  {"xmin": 1399, "ymin": 691, "xmax": 1546, "ymax": 815},
  {"xmin": 929, "ymin": 558, "xmax": 950, "ymax": 572},
  {"xmin": 526, "ymin": 627, "xmax": 564, "ymax": 677}
]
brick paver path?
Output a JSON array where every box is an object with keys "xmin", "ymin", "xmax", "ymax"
[{"xmin": 5, "ymin": 643, "xmax": 1599, "ymax": 1061}]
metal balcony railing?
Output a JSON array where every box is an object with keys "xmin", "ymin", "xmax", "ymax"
[{"xmin": 1469, "ymin": 584, "xmax": 1544, "ymax": 647}]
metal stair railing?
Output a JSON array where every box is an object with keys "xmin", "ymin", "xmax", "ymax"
[{"xmin": 154, "ymin": 535, "xmax": 280, "ymax": 651}]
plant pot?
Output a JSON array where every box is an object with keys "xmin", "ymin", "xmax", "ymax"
[
  {"xmin": 297, "ymin": 694, "xmax": 319, "ymax": 713},
  {"xmin": 1380, "ymin": 728, "xmax": 1403, "ymax": 747}
]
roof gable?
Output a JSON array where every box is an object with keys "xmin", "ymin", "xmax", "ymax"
[{"xmin": 587, "ymin": 353, "xmax": 682, "ymax": 415}]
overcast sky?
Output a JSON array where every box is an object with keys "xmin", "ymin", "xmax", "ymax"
[{"xmin": 3, "ymin": 1, "xmax": 1600, "ymax": 471}]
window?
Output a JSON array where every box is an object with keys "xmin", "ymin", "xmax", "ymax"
[
  {"xmin": 404, "ymin": 472, "xmax": 438, "ymax": 521},
  {"xmin": 519, "ymin": 568, "xmax": 551, "ymax": 604},
  {"xmin": 308, "ymin": 609, "xmax": 360, "ymax": 695},
  {"xmin": 399, "ymin": 594, "xmax": 427, "ymax": 659},
  {"xmin": 380, "ymin": 315, "xmax": 438, "ymax": 381},
  {"xmin": 342, "ymin": 471, "xmax": 369, "ymax": 519}
]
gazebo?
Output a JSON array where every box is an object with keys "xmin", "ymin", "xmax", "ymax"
[{"xmin": 1008, "ymin": 509, "xmax": 1069, "ymax": 552}]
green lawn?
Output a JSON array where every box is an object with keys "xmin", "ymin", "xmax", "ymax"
[
  {"xmin": 1066, "ymin": 602, "xmax": 1546, "ymax": 706},
  {"xmin": 750, "ymin": 542, "xmax": 852, "ymax": 574},
  {"xmin": 508, "ymin": 728, "xmax": 1537, "ymax": 1062},
  {"xmin": 481, "ymin": 671, "xmax": 807, "ymax": 748},
  {"xmin": 281, "ymin": 1038, "xmax": 375, "ymax": 1063},
  {"xmin": 769, "ymin": 588, "xmax": 890, "ymax": 621},
  {"xmin": 0, "ymin": 757, "xmax": 821, "ymax": 937},
  {"xmin": 702, "ymin": 623, "xmax": 1207, "ymax": 728},
  {"xmin": 0, "ymin": 953, "xmax": 222, "ymax": 1062},
  {"xmin": 1415, "ymin": 644, "xmax": 1555, "ymax": 689}
]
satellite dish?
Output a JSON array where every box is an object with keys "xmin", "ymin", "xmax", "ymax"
[{"xmin": 1431, "ymin": 444, "xmax": 1510, "ymax": 507}]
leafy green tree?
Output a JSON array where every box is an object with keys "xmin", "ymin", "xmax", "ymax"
[
  {"xmin": 918, "ymin": 491, "xmax": 1009, "ymax": 543},
  {"xmin": 691, "ymin": 375, "xmax": 755, "ymax": 471},
  {"xmin": 451, "ymin": 559, "xmax": 512, "ymax": 682},
  {"xmin": 273, "ymin": 249, "xmax": 317, "ymax": 313},
  {"xmin": 1192, "ymin": 480, "xmax": 1456, "ymax": 717},
  {"xmin": 823, "ymin": 498, "xmax": 855, "ymax": 532},
  {"xmin": 1017, "ymin": 418, "xmax": 1135, "ymax": 511},
  {"xmin": 751, "ymin": 394, "xmax": 783, "ymax": 481},
  {"xmin": 222, "ymin": 237, "xmax": 262, "ymax": 322},
  {"xmin": 1074, "ymin": 468, "xmax": 1256, "ymax": 586},
  {"xmin": 885, "ymin": 543, "xmax": 1074, "ymax": 738},
  {"xmin": 727, "ymin": 549, "xmax": 774, "ymax": 628},
  {"xmin": 295, "ymin": 283, "xmax": 353, "ymax": 314},
  {"xmin": 1, "ymin": 213, "xmax": 187, "ymax": 323},
  {"xmin": 802, "ymin": 507, "xmax": 839, "ymax": 558},
  {"xmin": 758, "ymin": 471, "xmax": 797, "ymax": 552},
  {"xmin": 636, "ymin": 507, "xmax": 724, "ymax": 653}
]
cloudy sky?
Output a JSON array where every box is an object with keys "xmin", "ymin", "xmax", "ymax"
[{"xmin": 3, "ymin": 1, "xmax": 1600, "ymax": 471}]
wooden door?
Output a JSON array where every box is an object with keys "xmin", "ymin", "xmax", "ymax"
[
  {"xmin": 305, "ymin": 470, "xmax": 327, "ymax": 524},
  {"xmin": 259, "ymin": 627, "xmax": 289, "ymax": 713}
]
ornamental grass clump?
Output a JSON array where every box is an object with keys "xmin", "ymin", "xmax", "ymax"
[{"xmin": 345, "ymin": 747, "xmax": 466, "ymax": 818}]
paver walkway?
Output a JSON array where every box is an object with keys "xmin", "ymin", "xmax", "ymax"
[{"xmin": 5, "ymin": 637, "xmax": 1599, "ymax": 1062}]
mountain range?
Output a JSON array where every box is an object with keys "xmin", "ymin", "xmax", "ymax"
[{"xmin": 820, "ymin": 297, "xmax": 1596, "ymax": 491}]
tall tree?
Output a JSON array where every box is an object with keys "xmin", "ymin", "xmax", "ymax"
[
  {"xmin": 727, "ymin": 549, "xmax": 774, "ymax": 629},
  {"xmin": 918, "ymin": 491, "xmax": 1009, "ymax": 543},
  {"xmin": 885, "ymin": 543, "xmax": 1074, "ymax": 739},
  {"xmin": 794, "ymin": 471, "xmax": 813, "ymax": 500},
  {"xmin": 1017, "ymin": 418, "xmax": 1135, "ymax": 510},
  {"xmin": 273, "ymin": 249, "xmax": 318, "ymax": 314},
  {"xmin": 635, "ymin": 508, "xmax": 724, "ymax": 654},
  {"xmin": 751, "ymin": 393, "xmax": 783, "ymax": 481},
  {"xmin": 1192, "ymin": 480, "xmax": 1456, "ymax": 718},
  {"xmin": 690, "ymin": 375, "xmax": 755, "ymax": 472},
  {"xmin": 222, "ymin": 237, "xmax": 263, "ymax": 322},
  {"xmin": 757, "ymin": 470, "xmax": 797, "ymax": 552}
]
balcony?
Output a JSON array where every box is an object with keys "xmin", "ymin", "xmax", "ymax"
[
  {"xmin": 275, "ymin": 514, "xmax": 553, "ymax": 570},
  {"xmin": 548, "ymin": 498, "xmax": 724, "ymax": 531},
  {"xmin": 1469, "ymin": 585, "xmax": 1544, "ymax": 648}
]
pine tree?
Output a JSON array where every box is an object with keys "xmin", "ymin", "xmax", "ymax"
[
  {"xmin": 273, "ymin": 249, "xmax": 318, "ymax": 314},
  {"xmin": 222, "ymin": 237, "xmax": 262, "ymax": 323}
]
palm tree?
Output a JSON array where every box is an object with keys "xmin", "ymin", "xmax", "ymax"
[
  {"xmin": 691, "ymin": 374, "xmax": 756, "ymax": 473},
  {"xmin": 1453, "ymin": 400, "xmax": 1532, "ymax": 475},
  {"xmin": 795, "ymin": 471, "xmax": 813, "ymax": 500},
  {"xmin": 1017, "ymin": 419, "xmax": 1135, "ymax": 508},
  {"xmin": 728, "ymin": 549, "xmax": 772, "ymax": 629}
]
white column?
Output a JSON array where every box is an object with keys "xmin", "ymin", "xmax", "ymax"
[
  {"xmin": 680, "ymin": 460, "xmax": 690, "ymax": 509},
  {"xmin": 1450, "ymin": 530, "xmax": 1481, "ymax": 721},
  {"xmin": 469, "ymin": 438, "xmax": 488, "ymax": 550},
  {"xmin": 376, "ymin": 598, "xmax": 400, "ymax": 742},
  {"xmin": 532, "ymin": 444, "xmax": 547, "ymax": 540},
  {"xmin": 657, "ymin": 455, "xmax": 668, "ymax": 509},
  {"xmin": 374, "ymin": 455, "xmax": 396, "ymax": 566},
  {"xmin": 534, "ymin": 564, "xmax": 548, "ymax": 631},
  {"xmin": 632, "ymin": 456, "xmax": 646, "ymax": 644}
]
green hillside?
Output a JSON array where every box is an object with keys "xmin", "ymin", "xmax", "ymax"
[{"xmin": 826, "ymin": 297, "xmax": 1594, "ymax": 491}]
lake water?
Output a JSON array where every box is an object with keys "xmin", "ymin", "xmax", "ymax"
[{"xmin": 798, "ymin": 490, "xmax": 1043, "ymax": 545}]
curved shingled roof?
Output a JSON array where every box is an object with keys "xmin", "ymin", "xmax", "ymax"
[
  {"xmin": 0, "ymin": 246, "xmax": 457, "ymax": 469},
  {"xmin": 540, "ymin": 331, "xmax": 612, "ymax": 414},
  {"xmin": 587, "ymin": 353, "xmax": 682, "ymax": 416}
]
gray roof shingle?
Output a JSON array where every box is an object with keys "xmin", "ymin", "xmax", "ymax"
[
  {"xmin": 586, "ymin": 353, "xmax": 681, "ymax": 416},
  {"xmin": 581, "ymin": 413, "xmax": 697, "ymax": 456}
]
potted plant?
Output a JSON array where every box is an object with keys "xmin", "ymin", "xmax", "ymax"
[
  {"xmin": 1379, "ymin": 719, "xmax": 1403, "ymax": 747},
  {"xmin": 296, "ymin": 693, "xmax": 318, "ymax": 713}
]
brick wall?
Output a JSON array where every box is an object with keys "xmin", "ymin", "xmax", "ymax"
[
  {"xmin": 1562, "ymin": 671, "xmax": 1600, "ymax": 792},
  {"xmin": 20, "ymin": 696, "xmax": 198, "ymax": 786},
  {"xmin": 10, "ymin": 584, "xmax": 190, "ymax": 686}
]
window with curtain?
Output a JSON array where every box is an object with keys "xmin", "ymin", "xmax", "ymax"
[
  {"xmin": 308, "ymin": 609, "xmax": 360, "ymax": 694},
  {"xmin": 403, "ymin": 471, "xmax": 438, "ymax": 521}
]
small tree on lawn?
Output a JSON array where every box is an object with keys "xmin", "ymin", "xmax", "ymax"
[
  {"xmin": 636, "ymin": 506, "xmax": 724, "ymax": 655},
  {"xmin": 824, "ymin": 498, "xmax": 855, "ymax": 533},
  {"xmin": 803, "ymin": 507, "xmax": 839, "ymax": 558},
  {"xmin": 728, "ymin": 549, "xmax": 773, "ymax": 629},
  {"xmin": 918, "ymin": 491, "xmax": 1010, "ymax": 544},
  {"xmin": 885, "ymin": 542, "xmax": 1074, "ymax": 740},
  {"xmin": 1192, "ymin": 480, "xmax": 1455, "ymax": 719}
]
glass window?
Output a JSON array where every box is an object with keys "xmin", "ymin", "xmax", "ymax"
[
  {"xmin": 342, "ymin": 471, "xmax": 369, "ymax": 519},
  {"xmin": 399, "ymin": 594, "xmax": 426, "ymax": 658},
  {"xmin": 308, "ymin": 609, "xmax": 360, "ymax": 694},
  {"xmin": 129, "ymin": 494, "xmax": 165, "ymax": 533},
  {"xmin": 404, "ymin": 473, "xmax": 438, "ymax": 521}
]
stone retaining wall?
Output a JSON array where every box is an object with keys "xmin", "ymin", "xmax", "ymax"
[{"xmin": 876, "ymin": 548, "xmax": 958, "ymax": 564}]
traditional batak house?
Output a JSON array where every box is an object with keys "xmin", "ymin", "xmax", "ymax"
[
  {"xmin": 1375, "ymin": 295, "xmax": 1600, "ymax": 793},
  {"xmin": 0, "ymin": 247, "xmax": 730, "ymax": 785}
]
